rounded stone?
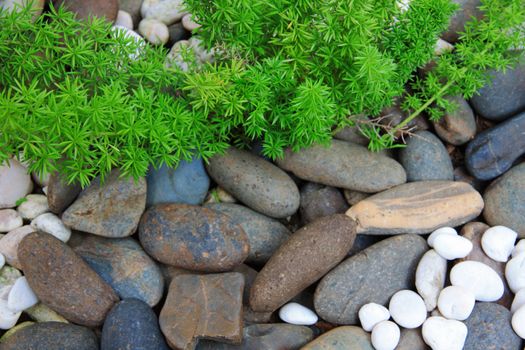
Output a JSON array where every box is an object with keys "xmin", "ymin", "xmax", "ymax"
[
  {"xmin": 301, "ymin": 326, "xmax": 374, "ymax": 350},
  {"xmin": 52, "ymin": 0, "xmax": 118, "ymax": 21},
  {"xmin": 141, "ymin": 0, "xmax": 186, "ymax": 24},
  {"xmin": 389, "ymin": 290, "xmax": 427, "ymax": 329},
  {"xmin": 46, "ymin": 171, "xmax": 81, "ymax": 214},
  {"xmin": 437, "ymin": 286, "xmax": 475, "ymax": 321},
  {"xmin": 115, "ymin": 10, "xmax": 134, "ymax": 29},
  {"xmin": 16, "ymin": 194, "xmax": 49, "ymax": 220},
  {"xmin": 138, "ymin": 18, "xmax": 169, "ymax": 45},
  {"xmin": 433, "ymin": 234, "xmax": 473, "ymax": 260},
  {"xmin": 442, "ymin": 0, "xmax": 483, "ymax": 43},
  {"xmin": 299, "ymin": 183, "xmax": 348, "ymax": 224},
  {"xmin": 0, "ymin": 225, "xmax": 34, "ymax": 269},
  {"xmin": 481, "ymin": 225, "xmax": 517, "ymax": 262},
  {"xmin": 118, "ymin": 0, "xmax": 143, "ymax": 26},
  {"xmin": 505, "ymin": 253, "xmax": 525, "ymax": 293},
  {"xmin": 450, "ymin": 261, "xmax": 504, "ymax": 302},
  {"xmin": 279, "ymin": 302, "xmax": 318, "ymax": 326},
  {"xmin": 358, "ymin": 303, "xmax": 391, "ymax": 332},
  {"xmin": 0, "ymin": 159, "xmax": 32, "ymax": 209},
  {"xmin": 422, "ymin": 316, "xmax": 467, "ymax": 350},
  {"xmin": 0, "ymin": 210, "xmax": 22, "ymax": 233},
  {"xmin": 512, "ymin": 305, "xmax": 525, "ymax": 339},
  {"xmin": 371, "ymin": 321, "xmax": 400, "ymax": 350},
  {"xmin": 30, "ymin": 213, "xmax": 71, "ymax": 242},
  {"xmin": 433, "ymin": 95, "xmax": 476, "ymax": 145},
  {"xmin": 415, "ymin": 249, "xmax": 447, "ymax": 311},
  {"xmin": 427, "ymin": 226, "xmax": 457, "ymax": 247}
]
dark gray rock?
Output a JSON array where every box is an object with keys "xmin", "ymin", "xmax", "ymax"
[
  {"xmin": 465, "ymin": 112, "xmax": 525, "ymax": 180},
  {"xmin": 399, "ymin": 130, "xmax": 454, "ymax": 181},
  {"xmin": 442, "ymin": 0, "xmax": 483, "ymax": 43},
  {"xmin": 314, "ymin": 234, "xmax": 428, "ymax": 324},
  {"xmin": 102, "ymin": 298, "xmax": 170, "ymax": 350},
  {"xmin": 300, "ymin": 183, "xmax": 348, "ymax": 224},
  {"xmin": 453, "ymin": 166, "xmax": 487, "ymax": 193},
  {"xmin": 47, "ymin": 171, "xmax": 81, "ymax": 214},
  {"xmin": 346, "ymin": 234, "xmax": 383, "ymax": 257},
  {"xmin": 464, "ymin": 302, "xmax": 521, "ymax": 350},
  {"xmin": 433, "ymin": 95, "xmax": 477, "ymax": 145}
]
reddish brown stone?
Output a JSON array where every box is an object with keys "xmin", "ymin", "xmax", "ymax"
[
  {"xmin": 18, "ymin": 232, "xmax": 119, "ymax": 327},
  {"xmin": 52, "ymin": 0, "xmax": 119, "ymax": 22}
]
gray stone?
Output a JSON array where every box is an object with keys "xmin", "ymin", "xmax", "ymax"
[
  {"xmin": 333, "ymin": 125, "xmax": 369, "ymax": 146},
  {"xmin": 301, "ymin": 326, "xmax": 374, "ymax": 350},
  {"xmin": 47, "ymin": 171, "xmax": 81, "ymax": 214},
  {"xmin": 442, "ymin": 0, "xmax": 483, "ymax": 43},
  {"xmin": 167, "ymin": 21, "xmax": 191, "ymax": 47},
  {"xmin": 232, "ymin": 264, "xmax": 274, "ymax": 324},
  {"xmin": 433, "ymin": 96, "xmax": 477, "ymax": 145},
  {"xmin": 300, "ymin": 183, "xmax": 348, "ymax": 224},
  {"xmin": 397, "ymin": 328, "xmax": 428, "ymax": 350},
  {"xmin": 118, "ymin": 0, "xmax": 143, "ymax": 27}
]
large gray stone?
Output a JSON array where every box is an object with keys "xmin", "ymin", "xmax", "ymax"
[{"xmin": 301, "ymin": 326, "xmax": 374, "ymax": 350}]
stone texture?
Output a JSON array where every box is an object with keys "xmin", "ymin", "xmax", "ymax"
[
  {"xmin": 0, "ymin": 209, "xmax": 22, "ymax": 233},
  {"xmin": 71, "ymin": 234, "xmax": 164, "ymax": 307},
  {"xmin": 397, "ymin": 328, "xmax": 428, "ymax": 350},
  {"xmin": 118, "ymin": 0, "xmax": 143, "ymax": 26},
  {"xmin": 102, "ymin": 298, "xmax": 169, "ymax": 350},
  {"xmin": 0, "ymin": 322, "xmax": 98, "ymax": 350},
  {"xmin": 343, "ymin": 189, "xmax": 370, "ymax": 206},
  {"xmin": 167, "ymin": 21, "xmax": 191, "ymax": 47},
  {"xmin": 16, "ymin": 194, "xmax": 49, "ymax": 220},
  {"xmin": 333, "ymin": 125, "xmax": 369, "ymax": 146},
  {"xmin": 433, "ymin": 96, "xmax": 477, "ymax": 145},
  {"xmin": 346, "ymin": 181, "xmax": 484, "ymax": 234},
  {"xmin": 464, "ymin": 302, "xmax": 521, "ymax": 350},
  {"xmin": 483, "ymin": 163, "xmax": 525, "ymax": 237},
  {"xmin": 0, "ymin": 159, "xmax": 32, "ymax": 209},
  {"xmin": 18, "ymin": 232, "xmax": 119, "ymax": 326},
  {"xmin": 206, "ymin": 147, "xmax": 300, "ymax": 219},
  {"xmin": 465, "ymin": 112, "xmax": 525, "ymax": 180},
  {"xmin": 0, "ymin": 266, "xmax": 22, "ymax": 291},
  {"xmin": 139, "ymin": 203, "xmax": 249, "ymax": 272},
  {"xmin": 205, "ymin": 203, "xmax": 290, "ymax": 265},
  {"xmin": 442, "ymin": 0, "xmax": 483, "ymax": 43},
  {"xmin": 52, "ymin": 0, "xmax": 118, "ymax": 22},
  {"xmin": 453, "ymin": 166, "xmax": 486, "ymax": 193},
  {"xmin": 250, "ymin": 215, "xmax": 357, "ymax": 313},
  {"xmin": 25, "ymin": 303, "xmax": 68, "ymax": 323},
  {"xmin": 62, "ymin": 169, "xmax": 146, "ymax": 238},
  {"xmin": 232, "ymin": 264, "xmax": 274, "ymax": 324},
  {"xmin": 46, "ymin": 171, "xmax": 81, "ymax": 214},
  {"xmin": 275, "ymin": 140, "xmax": 406, "ymax": 193},
  {"xmin": 314, "ymin": 234, "xmax": 428, "ymax": 325},
  {"xmin": 159, "ymin": 273, "xmax": 244, "ymax": 350},
  {"xmin": 301, "ymin": 326, "xmax": 374, "ymax": 350},
  {"xmin": 141, "ymin": 0, "xmax": 186, "ymax": 24},
  {"xmin": 299, "ymin": 183, "xmax": 348, "ymax": 225}
]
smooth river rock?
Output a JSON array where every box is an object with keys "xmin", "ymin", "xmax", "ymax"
[
  {"xmin": 18, "ymin": 232, "xmax": 118, "ymax": 326},
  {"xmin": 139, "ymin": 203, "xmax": 249, "ymax": 272},
  {"xmin": 250, "ymin": 215, "xmax": 357, "ymax": 313},
  {"xmin": 52, "ymin": 0, "xmax": 118, "ymax": 22},
  {"xmin": 275, "ymin": 140, "xmax": 406, "ymax": 193},
  {"xmin": 46, "ymin": 171, "xmax": 81, "ymax": 214},
  {"xmin": 301, "ymin": 326, "xmax": 374, "ymax": 350},
  {"xmin": 433, "ymin": 96, "xmax": 477, "ymax": 145},
  {"xmin": 299, "ymin": 183, "xmax": 348, "ymax": 225},
  {"xmin": 0, "ymin": 159, "xmax": 32, "ymax": 209},
  {"xmin": 314, "ymin": 234, "xmax": 428, "ymax": 324},
  {"xmin": 442, "ymin": 0, "xmax": 483, "ymax": 43},
  {"xmin": 346, "ymin": 181, "xmax": 484, "ymax": 234},
  {"xmin": 206, "ymin": 147, "xmax": 300, "ymax": 219}
]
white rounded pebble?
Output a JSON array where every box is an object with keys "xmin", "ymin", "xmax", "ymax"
[
  {"xmin": 433, "ymin": 234, "xmax": 473, "ymax": 260},
  {"xmin": 141, "ymin": 0, "xmax": 186, "ymax": 24},
  {"xmin": 511, "ymin": 289, "xmax": 525, "ymax": 314},
  {"xmin": 111, "ymin": 25, "xmax": 145, "ymax": 61},
  {"xmin": 41, "ymin": 186, "xmax": 48, "ymax": 195},
  {"xmin": 0, "ymin": 299, "xmax": 21, "ymax": 330},
  {"xmin": 138, "ymin": 18, "xmax": 169, "ymax": 45},
  {"xmin": 115, "ymin": 10, "xmax": 134, "ymax": 29},
  {"xmin": 0, "ymin": 209, "xmax": 22, "ymax": 233},
  {"xmin": 512, "ymin": 304, "xmax": 525, "ymax": 339},
  {"xmin": 416, "ymin": 249, "xmax": 447, "ymax": 311},
  {"xmin": 513, "ymin": 240, "xmax": 525, "ymax": 258},
  {"xmin": 437, "ymin": 285, "xmax": 475, "ymax": 321},
  {"xmin": 450, "ymin": 261, "xmax": 504, "ymax": 301},
  {"xmin": 427, "ymin": 227, "xmax": 457, "ymax": 248},
  {"xmin": 434, "ymin": 38, "xmax": 454, "ymax": 55},
  {"xmin": 182, "ymin": 13, "xmax": 201, "ymax": 31},
  {"xmin": 422, "ymin": 316, "xmax": 467, "ymax": 350},
  {"xmin": 389, "ymin": 290, "xmax": 427, "ymax": 329},
  {"xmin": 0, "ymin": 253, "xmax": 4, "ymax": 269},
  {"xmin": 0, "ymin": 225, "xmax": 35, "ymax": 269},
  {"xmin": 16, "ymin": 194, "xmax": 49, "ymax": 220},
  {"xmin": 279, "ymin": 302, "xmax": 318, "ymax": 326},
  {"xmin": 358, "ymin": 303, "xmax": 390, "ymax": 332},
  {"xmin": 481, "ymin": 225, "xmax": 517, "ymax": 262},
  {"xmin": 505, "ymin": 253, "xmax": 525, "ymax": 293},
  {"xmin": 0, "ymin": 159, "xmax": 33, "ymax": 209},
  {"xmin": 7, "ymin": 277, "xmax": 38, "ymax": 313},
  {"xmin": 371, "ymin": 320, "xmax": 400, "ymax": 350},
  {"xmin": 30, "ymin": 213, "xmax": 71, "ymax": 242}
]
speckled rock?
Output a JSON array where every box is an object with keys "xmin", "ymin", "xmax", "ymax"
[
  {"xmin": 301, "ymin": 326, "xmax": 374, "ymax": 350},
  {"xmin": 250, "ymin": 215, "xmax": 357, "ymax": 313},
  {"xmin": 232, "ymin": 264, "xmax": 274, "ymax": 324},
  {"xmin": 160, "ymin": 273, "xmax": 244, "ymax": 350},
  {"xmin": 0, "ymin": 322, "xmax": 98, "ymax": 350},
  {"xmin": 52, "ymin": 0, "xmax": 118, "ymax": 21},
  {"xmin": 433, "ymin": 96, "xmax": 477, "ymax": 145},
  {"xmin": 0, "ymin": 226, "xmax": 34, "ymax": 269},
  {"xmin": 483, "ymin": 163, "xmax": 525, "ymax": 236},
  {"xmin": 346, "ymin": 181, "xmax": 484, "ymax": 234},
  {"xmin": 206, "ymin": 147, "xmax": 300, "ymax": 219},
  {"xmin": 102, "ymin": 299, "xmax": 169, "ymax": 350},
  {"xmin": 71, "ymin": 234, "xmax": 164, "ymax": 307},
  {"xmin": 275, "ymin": 140, "xmax": 406, "ymax": 193},
  {"xmin": 314, "ymin": 234, "xmax": 428, "ymax": 325},
  {"xmin": 399, "ymin": 130, "xmax": 454, "ymax": 181},
  {"xmin": 62, "ymin": 169, "xmax": 146, "ymax": 238},
  {"xmin": 118, "ymin": 0, "xmax": 143, "ymax": 26},
  {"xmin": 397, "ymin": 328, "xmax": 428, "ymax": 350},
  {"xmin": 46, "ymin": 171, "xmax": 81, "ymax": 214},
  {"xmin": 465, "ymin": 112, "xmax": 525, "ymax": 180},
  {"xmin": 18, "ymin": 232, "xmax": 118, "ymax": 326},
  {"xmin": 205, "ymin": 203, "xmax": 290, "ymax": 265},
  {"xmin": 0, "ymin": 159, "xmax": 33, "ymax": 209},
  {"xmin": 139, "ymin": 203, "xmax": 249, "ymax": 272},
  {"xmin": 442, "ymin": 0, "xmax": 483, "ymax": 43},
  {"xmin": 464, "ymin": 302, "xmax": 521, "ymax": 350},
  {"xmin": 299, "ymin": 183, "xmax": 348, "ymax": 224}
]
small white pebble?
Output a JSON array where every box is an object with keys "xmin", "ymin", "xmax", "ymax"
[
  {"xmin": 115, "ymin": 10, "xmax": 134, "ymax": 30},
  {"xmin": 422, "ymin": 316, "xmax": 467, "ymax": 350},
  {"xmin": 437, "ymin": 285, "xmax": 475, "ymax": 321},
  {"xmin": 182, "ymin": 13, "xmax": 201, "ymax": 32},
  {"xmin": 0, "ymin": 299, "xmax": 21, "ymax": 330},
  {"xmin": 0, "ymin": 209, "xmax": 23, "ymax": 233},
  {"xmin": 512, "ymin": 304, "xmax": 525, "ymax": 339},
  {"xmin": 7, "ymin": 277, "xmax": 38, "ymax": 313},
  {"xmin": 505, "ymin": 253, "xmax": 525, "ymax": 293},
  {"xmin": 278, "ymin": 302, "xmax": 318, "ymax": 326},
  {"xmin": 434, "ymin": 38, "xmax": 454, "ymax": 55},
  {"xmin": 17, "ymin": 194, "xmax": 49, "ymax": 220},
  {"xmin": 389, "ymin": 290, "xmax": 427, "ymax": 329},
  {"xmin": 433, "ymin": 234, "xmax": 473, "ymax": 260},
  {"xmin": 42, "ymin": 186, "xmax": 48, "ymax": 195},
  {"xmin": 30, "ymin": 213, "xmax": 71, "ymax": 242},
  {"xmin": 371, "ymin": 320, "xmax": 400, "ymax": 350},
  {"xmin": 416, "ymin": 249, "xmax": 447, "ymax": 311},
  {"xmin": 138, "ymin": 18, "xmax": 169, "ymax": 45},
  {"xmin": 513, "ymin": 240, "xmax": 525, "ymax": 258},
  {"xmin": 451, "ymin": 261, "xmax": 504, "ymax": 301},
  {"xmin": 481, "ymin": 226, "xmax": 517, "ymax": 262},
  {"xmin": 511, "ymin": 289, "xmax": 525, "ymax": 314},
  {"xmin": 358, "ymin": 303, "xmax": 390, "ymax": 332},
  {"xmin": 427, "ymin": 227, "xmax": 457, "ymax": 248}
]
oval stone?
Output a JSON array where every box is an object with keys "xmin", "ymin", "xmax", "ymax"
[
  {"xmin": 206, "ymin": 147, "xmax": 300, "ymax": 219},
  {"xmin": 301, "ymin": 326, "xmax": 374, "ymax": 350},
  {"xmin": 442, "ymin": 0, "xmax": 483, "ymax": 43},
  {"xmin": 433, "ymin": 96, "xmax": 477, "ymax": 145},
  {"xmin": 275, "ymin": 140, "xmax": 406, "ymax": 193},
  {"xmin": 299, "ymin": 183, "xmax": 348, "ymax": 225},
  {"xmin": 346, "ymin": 181, "xmax": 484, "ymax": 234},
  {"xmin": 52, "ymin": 0, "xmax": 118, "ymax": 22},
  {"xmin": 139, "ymin": 203, "xmax": 249, "ymax": 272},
  {"xmin": 0, "ymin": 159, "xmax": 32, "ymax": 209},
  {"xmin": 314, "ymin": 234, "xmax": 428, "ymax": 324},
  {"xmin": 18, "ymin": 232, "xmax": 118, "ymax": 326},
  {"xmin": 46, "ymin": 171, "xmax": 81, "ymax": 214}
]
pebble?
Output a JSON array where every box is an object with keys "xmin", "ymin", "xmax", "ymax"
[
  {"xmin": 437, "ymin": 286, "xmax": 475, "ymax": 320},
  {"xmin": 512, "ymin": 289, "xmax": 525, "ymax": 313},
  {"xmin": 481, "ymin": 225, "xmax": 517, "ymax": 262},
  {"xmin": 397, "ymin": 328, "xmax": 427, "ymax": 350},
  {"xmin": 46, "ymin": 171, "xmax": 81, "ymax": 214},
  {"xmin": 0, "ymin": 321, "xmax": 34, "ymax": 342},
  {"xmin": 483, "ymin": 163, "xmax": 525, "ymax": 236},
  {"xmin": 232, "ymin": 264, "xmax": 274, "ymax": 324},
  {"xmin": 62, "ymin": 170, "xmax": 147, "ymax": 238},
  {"xmin": 333, "ymin": 123, "xmax": 370, "ymax": 146},
  {"xmin": 118, "ymin": 0, "xmax": 142, "ymax": 26},
  {"xmin": 505, "ymin": 253, "xmax": 525, "ymax": 293},
  {"xmin": 399, "ymin": 130, "xmax": 454, "ymax": 181},
  {"xmin": 343, "ymin": 189, "xmax": 370, "ymax": 206},
  {"xmin": 0, "ymin": 225, "xmax": 34, "ymax": 269},
  {"xmin": 0, "ymin": 159, "xmax": 33, "ymax": 209},
  {"xmin": 0, "ymin": 210, "xmax": 22, "ymax": 233},
  {"xmin": 450, "ymin": 261, "xmax": 504, "ymax": 301},
  {"xmin": 422, "ymin": 316, "xmax": 467, "ymax": 350},
  {"xmin": 0, "ymin": 299, "xmax": 21, "ymax": 330},
  {"xmin": 25, "ymin": 303, "xmax": 68, "ymax": 323},
  {"xmin": 139, "ymin": 203, "xmax": 249, "ymax": 272},
  {"xmin": 299, "ymin": 183, "xmax": 348, "ymax": 224},
  {"xmin": 427, "ymin": 227, "xmax": 457, "ymax": 247},
  {"xmin": 432, "ymin": 95, "xmax": 476, "ymax": 145},
  {"xmin": 512, "ymin": 305, "xmax": 525, "ymax": 339},
  {"xmin": 513, "ymin": 240, "xmax": 525, "ymax": 257},
  {"xmin": 301, "ymin": 326, "xmax": 374, "ymax": 350},
  {"xmin": 138, "ymin": 18, "xmax": 169, "ymax": 45},
  {"xmin": 276, "ymin": 140, "xmax": 406, "ymax": 193},
  {"xmin": 358, "ymin": 303, "xmax": 391, "ymax": 332},
  {"xmin": 389, "ymin": 290, "xmax": 427, "ymax": 328},
  {"xmin": 16, "ymin": 194, "xmax": 49, "ymax": 220},
  {"xmin": 115, "ymin": 10, "xmax": 134, "ymax": 29},
  {"xmin": 415, "ymin": 249, "xmax": 447, "ymax": 311},
  {"xmin": 141, "ymin": 0, "xmax": 186, "ymax": 24},
  {"xmin": 250, "ymin": 215, "xmax": 356, "ymax": 313},
  {"xmin": 0, "ymin": 266, "xmax": 22, "ymax": 291},
  {"xmin": 160, "ymin": 273, "xmax": 244, "ymax": 349},
  {"xmin": 442, "ymin": 0, "xmax": 483, "ymax": 42},
  {"xmin": 279, "ymin": 302, "xmax": 318, "ymax": 326},
  {"xmin": 18, "ymin": 232, "xmax": 118, "ymax": 326},
  {"xmin": 102, "ymin": 299, "xmax": 169, "ymax": 350},
  {"xmin": 30, "ymin": 213, "xmax": 71, "ymax": 242},
  {"xmin": 206, "ymin": 147, "xmax": 300, "ymax": 219},
  {"xmin": 346, "ymin": 181, "xmax": 483, "ymax": 234},
  {"xmin": 167, "ymin": 21, "xmax": 191, "ymax": 47},
  {"xmin": 182, "ymin": 13, "xmax": 200, "ymax": 31},
  {"xmin": 433, "ymin": 234, "xmax": 473, "ymax": 260},
  {"xmin": 371, "ymin": 321, "xmax": 400, "ymax": 350},
  {"xmin": 51, "ymin": 0, "xmax": 118, "ymax": 22},
  {"xmin": 205, "ymin": 186, "xmax": 237, "ymax": 204},
  {"xmin": 465, "ymin": 112, "xmax": 525, "ymax": 180},
  {"xmin": 7, "ymin": 276, "xmax": 38, "ymax": 312},
  {"xmin": 315, "ymin": 234, "xmax": 427, "ymax": 324}
]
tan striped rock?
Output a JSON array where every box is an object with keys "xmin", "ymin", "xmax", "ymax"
[{"xmin": 346, "ymin": 181, "xmax": 484, "ymax": 235}]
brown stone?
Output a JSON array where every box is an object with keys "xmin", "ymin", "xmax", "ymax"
[
  {"xmin": 159, "ymin": 273, "xmax": 244, "ymax": 350},
  {"xmin": 346, "ymin": 181, "xmax": 484, "ymax": 234},
  {"xmin": 250, "ymin": 214, "xmax": 357, "ymax": 312},
  {"xmin": 433, "ymin": 95, "xmax": 477, "ymax": 146},
  {"xmin": 52, "ymin": 0, "xmax": 119, "ymax": 22},
  {"xmin": 47, "ymin": 171, "xmax": 81, "ymax": 214},
  {"xmin": 18, "ymin": 232, "xmax": 118, "ymax": 327},
  {"xmin": 233, "ymin": 264, "xmax": 275, "ymax": 324},
  {"xmin": 300, "ymin": 183, "xmax": 348, "ymax": 224}
]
